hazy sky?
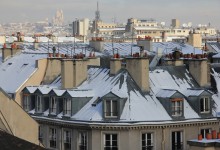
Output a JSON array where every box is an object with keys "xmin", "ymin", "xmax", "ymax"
[{"xmin": 0, "ymin": 0, "xmax": 219, "ymax": 29}]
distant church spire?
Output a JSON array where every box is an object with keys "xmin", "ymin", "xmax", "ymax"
[{"xmin": 95, "ymin": 1, "xmax": 101, "ymax": 21}]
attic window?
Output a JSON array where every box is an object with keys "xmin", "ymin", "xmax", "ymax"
[
  {"xmin": 171, "ymin": 98, "xmax": 183, "ymax": 117},
  {"xmin": 200, "ymin": 97, "xmax": 210, "ymax": 113},
  {"xmin": 104, "ymin": 100, "xmax": 118, "ymax": 118}
]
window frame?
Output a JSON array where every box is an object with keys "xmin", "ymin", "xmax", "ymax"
[
  {"xmin": 49, "ymin": 127, "xmax": 57, "ymax": 148},
  {"xmin": 142, "ymin": 132, "xmax": 154, "ymax": 150},
  {"xmin": 104, "ymin": 99, "xmax": 118, "ymax": 118},
  {"xmin": 200, "ymin": 128, "xmax": 211, "ymax": 138},
  {"xmin": 171, "ymin": 98, "xmax": 183, "ymax": 117},
  {"xmin": 36, "ymin": 95, "xmax": 42, "ymax": 113},
  {"xmin": 200, "ymin": 97, "xmax": 210, "ymax": 113},
  {"xmin": 39, "ymin": 125, "xmax": 43, "ymax": 143},
  {"xmin": 63, "ymin": 129, "xmax": 71, "ymax": 150},
  {"xmin": 103, "ymin": 133, "xmax": 118, "ymax": 150},
  {"xmin": 63, "ymin": 98, "xmax": 71, "ymax": 116},
  {"xmin": 79, "ymin": 131, "xmax": 88, "ymax": 150},
  {"xmin": 23, "ymin": 94, "xmax": 31, "ymax": 112},
  {"xmin": 50, "ymin": 96, "xmax": 57, "ymax": 115},
  {"xmin": 171, "ymin": 130, "xmax": 183, "ymax": 150}
]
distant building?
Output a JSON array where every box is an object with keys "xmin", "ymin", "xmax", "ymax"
[
  {"xmin": 52, "ymin": 9, "xmax": 64, "ymax": 26},
  {"xmin": 171, "ymin": 19, "xmax": 180, "ymax": 28},
  {"xmin": 72, "ymin": 18, "xmax": 90, "ymax": 41}
]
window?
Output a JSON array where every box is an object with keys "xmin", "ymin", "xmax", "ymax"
[
  {"xmin": 63, "ymin": 98, "xmax": 71, "ymax": 116},
  {"xmin": 64, "ymin": 130, "xmax": 71, "ymax": 150},
  {"xmin": 104, "ymin": 134, "xmax": 118, "ymax": 150},
  {"xmin": 39, "ymin": 125, "xmax": 43, "ymax": 143},
  {"xmin": 105, "ymin": 100, "xmax": 118, "ymax": 117},
  {"xmin": 36, "ymin": 95, "xmax": 42, "ymax": 113},
  {"xmin": 172, "ymin": 131, "xmax": 183, "ymax": 150},
  {"xmin": 50, "ymin": 97, "xmax": 57, "ymax": 114},
  {"xmin": 23, "ymin": 95, "xmax": 30, "ymax": 112},
  {"xmin": 49, "ymin": 128, "xmax": 57, "ymax": 148},
  {"xmin": 200, "ymin": 128, "xmax": 211, "ymax": 138},
  {"xmin": 142, "ymin": 133, "xmax": 154, "ymax": 150},
  {"xmin": 171, "ymin": 99, "xmax": 183, "ymax": 116},
  {"xmin": 200, "ymin": 97, "xmax": 210, "ymax": 113},
  {"xmin": 79, "ymin": 132, "xmax": 87, "ymax": 150}
]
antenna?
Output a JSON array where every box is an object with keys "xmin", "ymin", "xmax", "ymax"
[{"xmin": 95, "ymin": 1, "xmax": 101, "ymax": 21}]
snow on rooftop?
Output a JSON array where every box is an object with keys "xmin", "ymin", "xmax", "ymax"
[
  {"xmin": 0, "ymin": 53, "xmax": 47, "ymax": 93},
  {"xmin": 72, "ymin": 68, "xmax": 171, "ymax": 121},
  {"xmin": 156, "ymin": 89, "xmax": 177, "ymax": 98},
  {"xmin": 182, "ymin": 89, "xmax": 205, "ymax": 97},
  {"xmin": 22, "ymin": 43, "xmax": 103, "ymax": 57},
  {"xmin": 66, "ymin": 89, "xmax": 94, "ymax": 97},
  {"xmin": 103, "ymin": 42, "xmax": 203, "ymax": 56}
]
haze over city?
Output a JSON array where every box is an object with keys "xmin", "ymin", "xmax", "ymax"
[{"xmin": 1, "ymin": 0, "xmax": 220, "ymax": 29}]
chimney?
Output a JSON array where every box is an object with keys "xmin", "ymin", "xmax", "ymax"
[
  {"xmin": 110, "ymin": 58, "xmax": 122, "ymax": 75},
  {"xmin": 61, "ymin": 59, "xmax": 88, "ymax": 89},
  {"xmin": 89, "ymin": 37, "xmax": 104, "ymax": 52},
  {"xmin": 188, "ymin": 32, "xmax": 202, "ymax": 49},
  {"xmin": 137, "ymin": 36, "xmax": 153, "ymax": 51},
  {"xmin": 126, "ymin": 57, "xmax": 149, "ymax": 92},
  {"xmin": 188, "ymin": 59, "xmax": 210, "ymax": 87}
]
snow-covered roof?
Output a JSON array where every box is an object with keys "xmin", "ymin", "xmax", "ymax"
[
  {"xmin": 183, "ymin": 89, "xmax": 206, "ymax": 97},
  {"xmin": 103, "ymin": 42, "xmax": 203, "ymax": 56},
  {"xmin": 30, "ymin": 64, "xmax": 208, "ymax": 123},
  {"xmin": 208, "ymin": 42, "xmax": 220, "ymax": 53},
  {"xmin": 156, "ymin": 89, "xmax": 178, "ymax": 98},
  {"xmin": 66, "ymin": 89, "xmax": 94, "ymax": 97},
  {"xmin": 0, "ymin": 53, "xmax": 47, "ymax": 93},
  {"xmin": 22, "ymin": 43, "xmax": 103, "ymax": 57}
]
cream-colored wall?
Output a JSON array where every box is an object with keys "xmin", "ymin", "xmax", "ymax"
[
  {"xmin": 188, "ymin": 33, "xmax": 202, "ymax": 48},
  {"xmin": 0, "ymin": 90, "xmax": 40, "ymax": 145},
  {"xmin": 189, "ymin": 60, "xmax": 210, "ymax": 87},
  {"xmin": 15, "ymin": 59, "xmax": 48, "ymax": 105},
  {"xmin": 61, "ymin": 60, "xmax": 74, "ymax": 89},
  {"xmin": 137, "ymin": 40, "xmax": 153, "ymax": 51},
  {"xmin": 61, "ymin": 58, "xmax": 100, "ymax": 89},
  {"xmin": 74, "ymin": 60, "xmax": 88, "ymax": 87},
  {"xmin": 126, "ymin": 58, "xmax": 149, "ymax": 92},
  {"xmin": 110, "ymin": 59, "xmax": 122, "ymax": 75},
  {"xmin": 87, "ymin": 57, "xmax": 100, "ymax": 66},
  {"xmin": 43, "ymin": 58, "xmax": 61, "ymax": 84},
  {"xmin": 90, "ymin": 123, "xmax": 219, "ymax": 150}
]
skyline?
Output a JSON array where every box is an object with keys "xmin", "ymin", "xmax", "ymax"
[{"xmin": 0, "ymin": 0, "xmax": 220, "ymax": 29}]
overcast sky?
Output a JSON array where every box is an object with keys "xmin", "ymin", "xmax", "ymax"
[{"xmin": 0, "ymin": 0, "xmax": 219, "ymax": 29}]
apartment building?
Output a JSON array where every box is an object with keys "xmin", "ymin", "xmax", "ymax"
[{"xmin": 20, "ymin": 49, "xmax": 220, "ymax": 150}]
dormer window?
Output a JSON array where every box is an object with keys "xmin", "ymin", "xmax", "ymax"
[
  {"xmin": 63, "ymin": 98, "xmax": 71, "ymax": 116},
  {"xmin": 36, "ymin": 95, "xmax": 43, "ymax": 113},
  {"xmin": 200, "ymin": 97, "xmax": 210, "ymax": 113},
  {"xmin": 171, "ymin": 98, "xmax": 183, "ymax": 117},
  {"xmin": 50, "ymin": 97, "xmax": 57, "ymax": 115},
  {"xmin": 23, "ymin": 94, "xmax": 31, "ymax": 112},
  {"xmin": 105, "ymin": 100, "xmax": 118, "ymax": 118}
]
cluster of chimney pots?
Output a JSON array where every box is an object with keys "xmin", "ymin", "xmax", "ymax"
[{"xmin": 198, "ymin": 130, "xmax": 220, "ymax": 141}]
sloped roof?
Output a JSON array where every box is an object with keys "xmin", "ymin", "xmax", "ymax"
[
  {"xmin": 0, "ymin": 130, "xmax": 47, "ymax": 150},
  {"xmin": 103, "ymin": 42, "xmax": 203, "ymax": 56},
  {"xmin": 208, "ymin": 42, "xmax": 220, "ymax": 53},
  {"xmin": 0, "ymin": 53, "xmax": 47, "ymax": 93},
  {"xmin": 183, "ymin": 89, "xmax": 207, "ymax": 97},
  {"xmin": 156, "ymin": 89, "xmax": 178, "ymax": 98},
  {"xmin": 32, "ymin": 64, "xmax": 205, "ymax": 123}
]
